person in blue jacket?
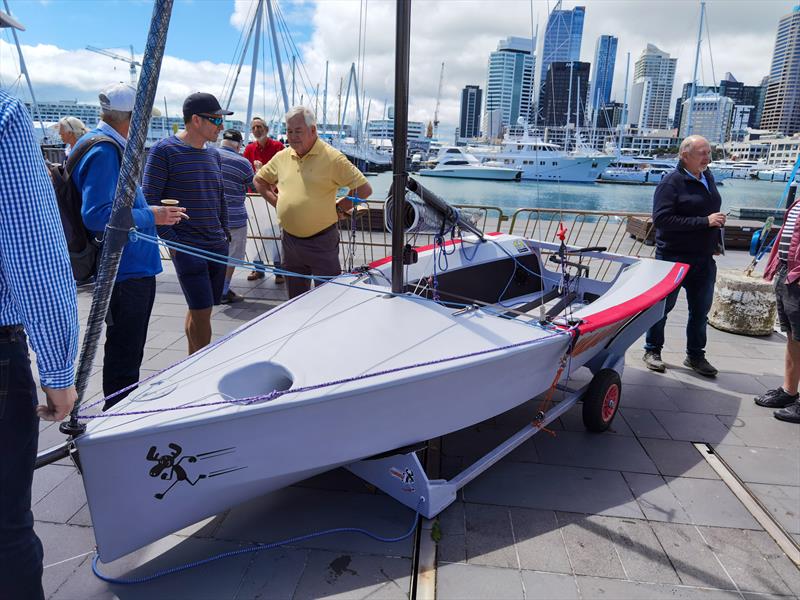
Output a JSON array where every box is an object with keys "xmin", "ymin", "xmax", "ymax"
[
  {"xmin": 643, "ymin": 135, "xmax": 726, "ymax": 378},
  {"xmin": 72, "ymin": 83, "xmax": 187, "ymax": 408}
]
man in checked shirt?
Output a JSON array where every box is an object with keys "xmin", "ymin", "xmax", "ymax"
[{"xmin": 0, "ymin": 87, "xmax": 79, "ymax": 598}]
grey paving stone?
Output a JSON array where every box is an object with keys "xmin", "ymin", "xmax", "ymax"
[
  {"xmin": 652, "ymin": 410, "xmax": 745, "ymax": 445},
  {"xmin": 437, "ymin": 562, "xmax": 523, "ymax": 600},
  {"xmin": 614, "ymin": 383, "xmax": 680, "ymax": 410},
  {"xmin": 213, "ymin": 487, "xmax": 415, "ymax": 558},
  {"xmin": 442, "ymin": 426, "xmax": 524, "ymax": 462},
  {"xmin": 576, "ymin": 575, "xmax": 741, "ymax": 599},
  {"xmin": 742, "ymin": 529, "xmax": 800, "ymax": 597},
  {"xmin": 664, "ymin": 476, "xmax": 760, "ymax": 529},
  {"xmin": 235, "ymin": 547, "xmax": 309, "ymax": 600},
  {"xmin": 650, "ymin": 522, "xmax": 737, "ymax": 589},
  {"xmin": 519, "ymin": 570, "xmax": 579, "ymax": 599},
  {"xmin": 144, "ymin": 330, "xmax": 184, "ymax": 349},
  {"xmin": 463, "ymin": 461, "xmax": 644, "ymax": 519},
  {"xmin": 532, "ymin": 429, "xmax": 658, "ymax": 473},
  {"xmin": 622, "ymin": 364, "xmax": 687, "ymax": 388},
  {"xmin": 438, "ymin": 532, "xmax": 467, "ymax": 564},
  {"xmin": 619, "ymin": 408, "xmax": 672, "ymax": 439},
  {"xmin": 747, "ymin": 483, "xmax": 800, "ymax": 534},
  {"xmin": 717, "ymin": 414, "xmax": 800, "ymax": 449},
  {"xmin": 555, "ymin": 512, "xmax": 626, "ymax": 579},
  {"xmin": 33, "ymin": 470, "xmax": 87, "ymax": 524},
  {"xmin": 660, "ymin": 386, "xmax": 747, "ymax": 416},
  {"xmin": 32, "ymin": 464, "xmax": 73, "ymax": 505},
  {"xmin": 438, "ymin": 499, "xmax": 465, "ymax": 536},
  {"xmin": 639, "ymin": 438, "xmax": 719, "ymax": 479},
  {"xmin": 141, "ymin": 348, "xmax": 187, "ymax": 371},
  {"xmin": 622, "ymin": 472, "xmax": 693, "ymax": 524},
  {"xmin": 510, "ymin": 507, "xmax": 571, "ymax": 574},
  {"xmin": 462, "ymin": 503, "xmax": 517, "ymax": 568},
  {"xmin": 292, "ymin": 550, "xmax": 411, "ymax": 600},
  {"xmin": 698, "ymin": 526, "xmax": 793, "ymax": 595},
  {"xmin": 714, "ymin": 445, "xmax": 800, "ymax": 486},
  {"xmin": 38, "ymin": 522, "xmax": 96, "ymax": 599},
  {"xmin": 601, "ymin": 515, "xmax": 681, "ymax": 584},
  {"xmin": 150, "ymin": 302, "xmax": 190, "ymax": 318}
]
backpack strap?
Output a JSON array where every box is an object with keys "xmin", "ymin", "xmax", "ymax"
[{"xmin": 64, "ymin": 134, "xmax": 123, "ymax": 179}]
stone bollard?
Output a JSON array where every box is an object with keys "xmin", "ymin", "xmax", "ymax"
[{"xmin": 708, "ymin": 268, "xmax": 776, "ymax": 336}]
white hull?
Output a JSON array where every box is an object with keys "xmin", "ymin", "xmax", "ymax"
[
  {"xmin": 74, "ymin": 234, "xmax": 685, "ymax": 562},
  {"xmin": 471, "ymin": 150, "xmax": 613, "ymax": 183},
  {"xmin": 418, "ymin": 166, "xmax": 521, "ymax": 180},
  {"xmin": 598, "ymin": 169, "xmax": 666, "ymax": 185}
]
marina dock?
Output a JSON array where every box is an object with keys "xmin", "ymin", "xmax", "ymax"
[{"xmin": 33, "ymin": 249, "xmax": 799, "ymax": 599}]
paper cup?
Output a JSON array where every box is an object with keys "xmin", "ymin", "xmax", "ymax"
[{"xmin": 161, "ymin": 199, "xmax": 180, "ymax": 206}]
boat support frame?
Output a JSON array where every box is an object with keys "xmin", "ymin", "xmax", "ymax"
[{"xmin": 346, "ymin": 300, "xmax": 665, "ymax": 518}]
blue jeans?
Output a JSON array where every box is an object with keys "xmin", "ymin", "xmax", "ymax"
[
  {"xmin": 645, "ymin": 254, "xmax": 717, "ymax": 358},
  {"xmin": 103, "ymin": 276, "xmax": 156, "ymax": 409},
  {"xmin": 0, "ymin": 327, "xmax": 44, "ymax": 600}
]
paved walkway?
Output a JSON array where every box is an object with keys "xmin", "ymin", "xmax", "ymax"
[{"xmin": 34, "ymin": 252, "xmax": 799, "ymax": 599}]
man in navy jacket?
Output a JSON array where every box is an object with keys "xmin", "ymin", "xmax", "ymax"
[
  {"xmin": 72, "ymin": 83, "xmax": 186, "ymax": 408},
  {"xmin": 643, "ymin": 135, "xmax": 726, "ymax": 377}
]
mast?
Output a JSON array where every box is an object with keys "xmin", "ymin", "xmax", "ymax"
[
  {"xmin": 685, "ymin": 1, "xmax": 705, "ymax": 137},
  {"xmin": 618, "ymin": 51, "xmax": 630, "ymax": 156},
  {"xmin": 245, "ymin": 0, "xmax": 263, "ymax": 133},
  {"xmin": 265, "ymin": 0, "xmax": 289, "ymax": 112},
  {"xmin": 3, "ymin": 0, "xmax": 46, "ymax": 140},
  {"xmin": 223, "ymin": 9, "xmax": 256, "ymax": 112},
  {"xmin": 291, "ymin": 55, "xmax": 296, "ymax": 105},
  {"xmin": 322, "ymin": 60, "xmax": 328, "ymax": 133},
  {"xmin": 391, "ymin": 0, "xmax": 411, "ymax": 294},
  {"xmin": 62, "ymin": 0, "xmax": 174, "ymax": 438}
]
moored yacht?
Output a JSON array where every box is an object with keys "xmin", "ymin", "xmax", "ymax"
[
  {"xmin": 418, "ymin": 146, "xmax": 522, "ymax": 181},
  {"xmin": 469, "ymin": 132, "xmax": 613, "ymax": 183}
]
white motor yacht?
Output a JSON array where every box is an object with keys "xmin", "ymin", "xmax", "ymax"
[
  {"xmin": 418, "ymin": 146, "xmax": 522, "ymax": 181},
  {"xmin": 755, "ymin": 165, "xmax": 797, "ymax": 182},
  {"xmin": 598, "ymin": 157, "xmax": 676, "ymax": 185}
]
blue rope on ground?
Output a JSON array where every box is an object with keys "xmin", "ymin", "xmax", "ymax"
[{"xmin": 91, "ymin": 501, "xmax": 422, "ymax": 585}]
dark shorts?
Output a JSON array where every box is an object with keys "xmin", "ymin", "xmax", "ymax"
[
  {"xmin": 172, "ymin": 243, "xmax": 228, "ymax": 310},
  {"xmin": 775, "ymin": 263, "xmax": 800, "ymax": 341}
]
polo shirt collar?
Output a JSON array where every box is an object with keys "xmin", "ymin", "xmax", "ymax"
[{"xmin": 289, "ymin": 136, "xmax": 323, "ymax": 160}]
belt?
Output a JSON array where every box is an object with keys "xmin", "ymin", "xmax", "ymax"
[
  {"xmin": 285, "ymin": 223, "xmax": 337, "ymax": 240},
  {"xmin": 0, "ymin": 324, "xmax": 24, "ymax": 343}
]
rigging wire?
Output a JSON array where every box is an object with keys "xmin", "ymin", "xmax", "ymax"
[{"xmin": 219, "ymin": 0, "xmax": 257, "ymax": 105}]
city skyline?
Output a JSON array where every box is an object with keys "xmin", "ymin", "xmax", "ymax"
[{"xmin": 0, "ymin": 0, "xmax": 794, "ymax": 137}]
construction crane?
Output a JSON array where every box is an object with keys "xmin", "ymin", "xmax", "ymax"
[
  {"xmin": 432, "ymin": 61, "xmax": 445, "ymax": 140},
  {"xmin": 86, "ymin": 45, "xmax": 141, "ymax": 86}
]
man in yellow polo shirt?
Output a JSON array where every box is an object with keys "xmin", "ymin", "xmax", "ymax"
[{"xmin": 253, "ymin": 106, "xmax": 372, "ymax": 298}]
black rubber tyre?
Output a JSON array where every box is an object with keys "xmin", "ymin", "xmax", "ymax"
[{"xmin": 582, "ymin": 369, "xmax": 621, "ymax": 432}]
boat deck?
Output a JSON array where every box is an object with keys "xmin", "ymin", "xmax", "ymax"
[{"xmin": 33, "ymin": 251, "xmax": 799, "ymax": 599}]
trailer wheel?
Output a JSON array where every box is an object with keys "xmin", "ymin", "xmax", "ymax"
[{"xmin": 582, "ymin": 369, "xmax": 621, "ymax": 432}]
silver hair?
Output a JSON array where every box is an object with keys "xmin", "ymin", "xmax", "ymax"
[
  {"xmin": 285, "ymin": 106, "xmax": 316, "ymax": 127},
  {"xmin": 679, "ymin": 135, "xmax": 707, "ymax": 157},
  {"xmin": 100, "ymin": 108, "xmax": 132, "ymax": 125},
  {"xmin": 58, "ymin": 116, "xmax": 88, "ymax": 136},
  {"xmin": 220, "ymin": 139, "xmax": 240, "ymax": 150}
]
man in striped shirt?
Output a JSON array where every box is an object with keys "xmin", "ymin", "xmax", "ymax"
[
  {"xmin": 0, "ymin": 88, "xmax": 79, "ymax": 600},
  {"xmin": 143, "ymin": 92, "xmax": 230, "ymax": 354},
  {"xmin": 217, "ymin": 129, "xmax": 253, "ymax": 304},
  {"xmin": 759, "ymin": 196, "xmax": 800, "ymax": 423}
]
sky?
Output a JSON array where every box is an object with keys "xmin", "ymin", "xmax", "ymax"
[{"xmin": 0, "ymin": 0, "xmax": 795, "ymax": 137}]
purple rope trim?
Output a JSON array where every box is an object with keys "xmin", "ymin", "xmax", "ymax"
[{"xmin": 77, "ymin": 326, "xmax": 576, "ymax": 419}]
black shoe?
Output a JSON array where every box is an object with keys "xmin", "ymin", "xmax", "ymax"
[
  {"xmin": 755, "ymin": 387, "xmax": 799, "ymax": 408},
  {"xmin": 643, "ymin": 351, "xmax": 665, "ymax": 373},
  {"xmin": 247, "ymin": 270, "xmax": 265, "ymax": 281},
  {"xmin": 220, "ymin": 290, "xmax": 244, "ymax": 304},
  {"xmin": 774, "ymin": 401, "xmax": 800, "ymax": 423},
  {"xmin": 274, "ymin": 274, "xmax": 285, "ymax": 284},
  {"xmin": 683, "ymin": 355, "xmax": 718, "ymax": 377}
]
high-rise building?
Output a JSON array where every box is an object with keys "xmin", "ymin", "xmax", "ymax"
[
  {"xmin": 485, "ymin": 37, "xmax": 536, "ymax": 129},
  {"xmin": 628, "ymin": 44, "xmax": 677, "ymax": 130},
  {"xmin": 672, "ymin": 82, "xmax": 717, "ymax": 129},
  {"xmin": 459, "ymin": 85, "xmax": 482, "ymax": 139},
  {"xmin": 589, "ymin": 35, "xmax": 618, "ymax": 120},
  {"xmin": 718, "ymin": 73, "xmax": 768, "ymax": 129},
  {"xmin": 540, "ymin": 61, "xmax": 590, "ymax": 127},
  {"xmin": 760, "ymin": 6, "xmax": 800, "ymax": 135},
  {"xmin": 596, "ymin": 101, "xmax": 625, "ymax": 129},
  {"xmin": 679, "ymin": 92, "xmax": 734, "ymax": 144},
  {"xmin": 538, "ymin": 2, "xmax": 585, "ymax": 105}
]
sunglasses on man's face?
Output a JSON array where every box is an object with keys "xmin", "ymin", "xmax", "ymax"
[{"xmin": 199, "ymin": 114, "xmax": 224, "ymax": 126}]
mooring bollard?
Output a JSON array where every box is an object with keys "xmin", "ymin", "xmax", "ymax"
[{"xmin": 708, "ymin": 268, "xmax": 776, "ymax": 336}]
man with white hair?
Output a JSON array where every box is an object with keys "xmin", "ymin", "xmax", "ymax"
[
  {"xmin": 253, "ymin": 106, "xmax": 372, "ymax": 298},
  {"xmin": 643, "ymin": 134, "xmax": 726, "ymax": 377}
]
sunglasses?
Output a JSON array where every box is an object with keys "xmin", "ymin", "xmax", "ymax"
[{"xmin": 199, "ymin": 114, "xmax": 224, "ymax": 126}]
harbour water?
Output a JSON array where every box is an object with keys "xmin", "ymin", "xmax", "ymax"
[{"xmin": 366, "ymin": 172, "xmax": 792, "ymax": 215}]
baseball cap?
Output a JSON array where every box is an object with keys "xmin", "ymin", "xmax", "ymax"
[
  {"xmin": 183, "ymin": 92, "xmax": 233, "ymax": 119},
  {"xmin": 99, "ymin": 82, "xmax": 136, "ymax": 112},
  {"xmin": 222, "ymin": 129, "xmax": 243, "ymax": 143}
]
